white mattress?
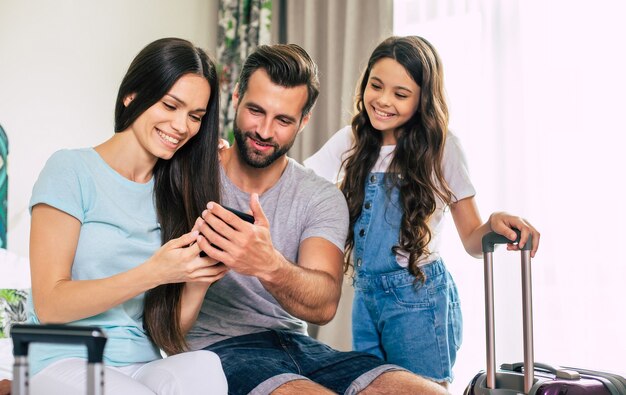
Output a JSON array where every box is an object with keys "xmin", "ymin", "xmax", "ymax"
[{"xmin": 0, "ymin": 339, "xmax": 12, "ymax": 380}]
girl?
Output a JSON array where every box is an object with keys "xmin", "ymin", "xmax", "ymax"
[
  {"xmin": 27, "ymin": 38, "xmax": 228, "ymax": 394},
  {"xmin": 305, "ymin": 36, "xmax": 540, "ymax": 387}
]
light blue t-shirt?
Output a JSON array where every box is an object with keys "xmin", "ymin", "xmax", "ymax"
[{"xmin": 27, "ymin": 148, "xmax": 162, "ymax": 375}]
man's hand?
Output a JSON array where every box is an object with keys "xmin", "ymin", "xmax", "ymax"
[
  {"xmin": 218, "ymin": 138, "xmax": 230, "ymax": 150},
  {"xmin": 196, "ymin": 193, "xmax": 283, "ymax": 279}
]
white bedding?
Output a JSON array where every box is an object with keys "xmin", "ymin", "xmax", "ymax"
[
  {"xmin": 0, "ymin": 339, "xmax": 11, "ymax": 380},
  {"xmin": 0, "ymin": 248, "xmax": 30, "ymax": 381},
  {"xmin": 0, "ymin": 249, "xmax": 30, "ymax": 289}
]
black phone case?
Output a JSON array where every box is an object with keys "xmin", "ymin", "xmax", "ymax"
[
  {"xmin": 223, "ymin": 206, "xmax": 254, "ymax": 223},
  {"xmin": 199, "ymin": 206, "xmax": 254, "ymax": 256}
]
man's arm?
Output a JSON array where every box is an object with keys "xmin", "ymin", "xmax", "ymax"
[
  {"xmin": 258, "ymin": 237, "xmax": 343, "ymax": 324},
  {"xmin": 196, "ymin": 194, "xmax": 344, "ymax": 324}
]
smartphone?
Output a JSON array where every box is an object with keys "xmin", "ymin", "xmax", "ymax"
[
  {"xmin": 199, "ymin": 205, "xmax": 255, "ymax": 256},
  {"xmin": 223, "ymin": 206, "xmax": 255, "ymax": 224}
]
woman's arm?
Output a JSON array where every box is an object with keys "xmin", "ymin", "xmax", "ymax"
[
  {"xmin": 30, "ymin": 204, "xmax": 217, "ymax": 324},
  {"xmin": 178, "ymin": 263, "xmax": 229, "ymax": 334},
  {"xmin": 178, "ymin": 218, "xmax": 230, "ymax": 334}
]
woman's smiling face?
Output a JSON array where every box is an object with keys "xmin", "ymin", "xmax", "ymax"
[{"xmin": 127, "ymin": 73, "xmax": 211, "ymax": 160}]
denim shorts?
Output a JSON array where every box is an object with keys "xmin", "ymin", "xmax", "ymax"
[
  {"xmin": 203, "ymin": 330, "xmax": 404, "ymax": 395},
  {"xmin": 352, "ymin": 259, "xmax": 463, "ymax": 383}
]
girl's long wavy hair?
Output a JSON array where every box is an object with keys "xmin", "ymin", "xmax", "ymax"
[
  {"xmin": 340, "ymin": 36, "xmax": 453, "ymax": 282},
  {"xmin": 114, "ymin": 38, "xmax": 221, "ymax": 355}
]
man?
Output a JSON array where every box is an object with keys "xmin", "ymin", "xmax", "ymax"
[{"xmin": 188, "ymin": 44, "xmax": 448, "ymax": 395}]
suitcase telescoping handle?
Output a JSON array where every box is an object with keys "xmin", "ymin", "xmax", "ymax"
[
  {"xmin": 482, "ymin": 230, "xmax": 534, "ymax": 394},
  {"xmin": 11, "ymin": 324, "xmax": 107, "ymax": 395}
]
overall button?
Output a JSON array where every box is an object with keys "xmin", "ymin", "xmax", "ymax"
[
  {"xmin": 356, "ymin": 258, "xmax": 362, "ymax": 267},
  {"xmin": 364, "ymin": 201, "xmax": 371, "ymax": 209},
  {"xmin": 370, "ymin": 175, "xmax": 377, "ymax": 183},
  {"xmin": 359, "ymin": 228, "xmax": 365, "ymax": 237}
]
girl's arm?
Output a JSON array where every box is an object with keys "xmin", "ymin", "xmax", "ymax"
[
  {"xmin": 30, "ymin": 204, "xmax": 216, "ymax": 324},
  {"xmin": 449, "ymin": 196, "xmax": 540, "ymax": 259}
]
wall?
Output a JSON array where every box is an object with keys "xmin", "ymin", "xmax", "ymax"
[{"xmin": 0, "ymin": 0, "xmax": 219, "ymax": 257}]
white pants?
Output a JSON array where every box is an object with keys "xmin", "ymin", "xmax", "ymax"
[{"xmin": 30, "ymin": 351, "xmax": 227, "ymax": 395}]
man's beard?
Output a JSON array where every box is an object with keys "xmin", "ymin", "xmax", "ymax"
[{"xmin": 233, "ymin": 122, "xmax": 296, "ymax": 168}]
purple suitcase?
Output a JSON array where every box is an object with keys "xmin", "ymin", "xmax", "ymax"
[{"xmin": 464, "ymin": 231, "xmax": 626, "ymax": 395}]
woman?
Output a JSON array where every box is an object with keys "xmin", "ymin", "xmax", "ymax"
[{"xmin": 27, "ymin": 37, "xmax": 228, "ymax": 394}]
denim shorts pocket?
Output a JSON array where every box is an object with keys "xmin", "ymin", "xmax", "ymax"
[
  {"xmin": 448, "ymin": 300, "xmax": 463, "ymax": 350},
  {"xmin": 427, "ymin": 282, "xmax": 448, "ymax": 295},
  {"xmin": 390, "ymin": 283, "xmax": 432, "ymax": 309}
]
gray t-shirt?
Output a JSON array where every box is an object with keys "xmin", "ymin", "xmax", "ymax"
[{"xmin": 187, "ymin": 158, "xmax": 349, "ymax": 350}]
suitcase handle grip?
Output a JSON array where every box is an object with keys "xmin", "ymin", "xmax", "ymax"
[
  {"xmin": 502, "ymin": 362, "xmax": 581, "ymax": 380},
  {"xmin": 11, "ymin": 324, "xmax": 107, "ymax": 363},
  {"xmin": 482, "ymin": 229, "xmax": 533, "ymax": 253}
]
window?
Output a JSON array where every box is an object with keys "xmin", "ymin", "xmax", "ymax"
[{"xmin": 395, "ymin": 1, "xmax": 626, "ymax": 392}]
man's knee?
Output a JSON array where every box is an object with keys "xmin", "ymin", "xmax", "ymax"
[
  {"xmin": 272, "ymin": 379, "xmax": 335, "ymax": 395},
  {"xmin": 361, "ymin": 370, "xmax": 450, "ymax": 395}
]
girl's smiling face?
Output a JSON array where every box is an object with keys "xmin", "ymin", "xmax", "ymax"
[{"xmin": 363, "ymin": 57, "xmax": 421, "ymax": 144}]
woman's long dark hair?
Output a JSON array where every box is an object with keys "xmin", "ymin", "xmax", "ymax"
[
  {"xmin": 341, "ymin": 36, "xmax": 453, "ymax": 282},
  {"xmin": 114, "ymin": 38, "xmax": 220, "ymax": 355}
]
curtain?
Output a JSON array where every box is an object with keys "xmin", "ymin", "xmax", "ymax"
[
  {"xmin": 281, "ymin": 0, "xmax": 393, "ymax": 349},
  {"xmin": 284, "ymin": 0, "xmax": 393, "ymax": 163},
  {"xmin": 0, "ymin": 125, "xmax": 7, "ymax": 249},
  {"xmin": 217, "ymin": 0, "xmax": 273, "ymax": 141},
  {"xmin": 0, "ymin": 125, "xmax": 24, "ymax": 341}
]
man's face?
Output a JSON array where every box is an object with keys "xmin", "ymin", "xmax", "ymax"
[{"xmin": 232, "ymin": 69, "xmax": 310, "ymax": 168}]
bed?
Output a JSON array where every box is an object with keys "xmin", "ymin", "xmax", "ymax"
[{"xmin": 0, "ymin": 248, "xmax": 30, "ymax": 393}]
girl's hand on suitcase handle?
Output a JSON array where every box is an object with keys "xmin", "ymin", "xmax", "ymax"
[{"xmin": 488, "ymin": 212, "xmax": 540, "ymax": 257}]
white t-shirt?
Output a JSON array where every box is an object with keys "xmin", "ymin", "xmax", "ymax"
[{"xmin": 304, "ymin": 125, "xmax": 476, "ymax": 266}]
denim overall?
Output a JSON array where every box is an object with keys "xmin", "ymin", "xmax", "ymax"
[{"xmin": 351, "ymin": 172, "xmax": 463, "ymax": 382}]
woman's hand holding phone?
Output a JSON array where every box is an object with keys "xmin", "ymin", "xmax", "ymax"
[{"xmin": 147, "ymin": 230, "xmax": 228, "ymax": 285}]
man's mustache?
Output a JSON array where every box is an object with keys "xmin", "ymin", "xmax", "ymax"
[{"xmin": 244, "ymin": 131, "xmax": 278, "ymax": 147}]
